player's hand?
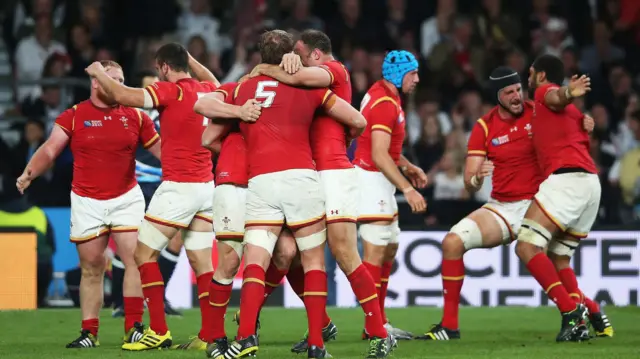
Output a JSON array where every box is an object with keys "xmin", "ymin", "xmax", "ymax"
[
  {"xmin": 280, "ymin": 52, "xmax": 302, "ymax": 74},
  {"xmin": 249, "ymin": 64, "xmax": 266, "ymax": 78},
  {"xmin": 582, "ymin": 114, "xmax": 595, "ymax": 133},
  {"xmin": 402, "ymin": 164, "xmax": 428, "ymax": 189},
  {"xmin": 568, "ymin": 74, "xmax": 591, "ymax": 98},
  {"xmin": 404, "ymin": 188, "xmax": 427, "ymax": 213},
  {"xmin": 16, "ymin": 170, "xmax": 33, "ymax": 195},
  {"xmin": 238, "ymin": 99, "xmax": 262, "ymax": 122},
  {"xmin": 85, "ymin": 61, "xmax": 105, "ymax": 77},
  {"xmin": 476, "ymin": 160, "xmax": 494, "ymax": 180}
]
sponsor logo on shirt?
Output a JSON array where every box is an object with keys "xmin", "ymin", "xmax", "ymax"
[
  {"xmin": 84, "ymin": 120, "xmax": 103, "ymax": 127},
  {"xmin": 491, "ymin": 135, "xmax": 509, "ymax": 146}
]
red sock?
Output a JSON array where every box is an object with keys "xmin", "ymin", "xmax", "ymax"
[
  {"xmin": 123, "ymin": 296, "xmax": 144, "ymax": 333},
  {"xmin": 286, "ymin": 264, "xmax": 305, "ymax": 299},
  {"xmin": 237, "ymin": 264, "xmax": 266, "ymax": 339},
  {"xmin": 197, "ymin": 272, "xmax": 214, "ymax": 342},
  {"xmin": 557, "ymin": 267, "xmax": 582, "ymax": 302},
  {"xmin": 263, "ymin": 261, "xmax": 288, "ymax": 304},
  {"xmin": 583, "ymin": 296, "xmax": 601, "ymax": 314},
  {"xmin": 441, "ymin": 259, "xmax": 465, "ymax": 330},
  {"xmin": 363, "ymin": 262, "xmax": 382, "ymax": 319},
  {"xmin": 527, "ymin": 253, "xmax": 575, "ymax": 312},
  {"xmin": 304, "ymin": 270, "xmax": 328, "ymax": 348},
  {"xmin": 348, "ymin": 264, "xmax": 387, "ymax": 338},
  {"xmin": 82, "ymin": 318, "xmax": 99, "ymax": 337},
  {"xmin": 379, "ymin": 261, "xmax": 393, "ymax": 324},
  {"xmin": 139, "ymin": 262, "xmax": 168, "ymax": 335},
  {"xmin": 209, "ymin": 279, "xmax": 233, "ymax": 340}
]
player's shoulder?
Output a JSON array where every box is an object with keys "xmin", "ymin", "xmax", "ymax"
[
  {"xmin": 534, "ymin": 82, "xmax": 560, "ymax": 99},
  {"xmin": 367, "ymin": 82, "xmax": 399, "ymax": 109},
  {"xmin": 216, "ymin": 82, "xmax": 238, "ymax": 98},
  {"xmin": 477, "ymin": 106, "xmax": 498, "ymax": 126}
]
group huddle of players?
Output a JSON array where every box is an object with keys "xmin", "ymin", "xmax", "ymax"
[{"xmin": 16, "ymin": 27, "xmax": 614, "ymax": 359}]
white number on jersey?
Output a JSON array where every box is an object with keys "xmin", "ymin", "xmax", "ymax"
[
  {"xmin": 196, "ymin": 92, "xmax": 211, "ymax": 126},
  {"xmin": 255, "ymin": 81, "xmax": 278, "ymax": 108},
  {"xmin": 360, "ymin": 93, "xmax": 371, "ymax": 112}
]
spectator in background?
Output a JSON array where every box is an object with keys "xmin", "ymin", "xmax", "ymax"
[
  {"xmin": 580, "ymin": 21, "xmax": 625, "ymax": 75},
  {"xmin": 614, "ymin": 93, "xmax": 639, "ymax": 155},
  {"xmin": 505, "ymin": 48, "xmax": 528, "ymax": 82},
  {"xmin": 2, "ymin": 0, "xmax": 66, "ymax": 56},
  {"xmin": 540, "ymin": 17, "xmax": 574, "ymax": 57},
  {"xmin": 609, "ymin": 110, "xmax": 640, "ymax": 223},
  {"xmin": 412, "ymin": 114, "xmax": 446, "ymax": 176},
  {"xmin": 384, "ymin": 0, "xmax": 408, "ymax": 46},
  {"xmin": 406, "ymin": 90, "xmax": 452, "ymax": 145},
  {"xmin": 367, "ymin": 49, "xmax": 385, "ymax": 84},
  {"xmin": 607, "ymin": 63, "xmax": 634, "ymax": 124},
  {"xmin": 67, "ymin": 24, "xmax": 94, "ymax": 103},
  {"xmin": 528, "ymin": 0, "xmax": 552, "ymax": 53},
  {"xmin": 326, "ymin": 0, "xmax": 372, "ymax": 60},
  {"xmin": 590, "ymin": 103, "xmax": 618, "ymax": 165},
  {"xmin": 79, "ymin": 0, "xmax": 105, "ymax": 44},
  {"xmin": 15, "ymin": 14, "xmax": 67, "ymax": 102},
  {"xmin": 20, "ymin": 84, "xmax": 63, "ymax": 132},
  {"xmin": 473, "ymin": 0, "xmax": 521, "ymax": 70},
  {"xmin": 561, "ymin": 46, "xmax": 579, "ymax": 85},
  {"xmin": 187, "ymin": 35, "xmax": 222, "ymax": 78},
  {"xmin": 177, "ymin": 0, "xmax": 223, "ymax": 56},
  {"xmin": 421, "ymin": 0, "xmax": 457, "ymax": 59},
  {"xmin": 280, "ymin": 0, "xmax": 324, "ymax": 33},
  {"xmin": 432, "ymin": 151, "xmax": 468, "ymax": 201}
]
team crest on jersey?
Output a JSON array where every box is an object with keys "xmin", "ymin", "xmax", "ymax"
[
  {"xmin": 84, "ymin": 120, "xmax": 103, "ymax": 127},
  {"xmin": 120, "ymin": 116, "xmax": 129, "ymax": 128},
  {"xmin": 525, "ymin": 123, "xmax": 532, "ymax": 135},
  {"xmin": 491, "ymin": 135, "xmax": 510, "ymax": 146}
]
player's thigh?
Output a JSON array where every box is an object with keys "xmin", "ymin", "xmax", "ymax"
[
  {"xmin": 108, "ymin": 184, "xmax": 146, "ymax": 236},
  {"xmin": 320, "ymin": 168, "xmax": 358, "ymax": 224},
  {"xmin": 145, "ymin": 181, "xmax": 203, "ymax": 230},
  {"xmin": 282, "ymin": 170, "xmax": 326, "ymax": 232},
  {"xmin": 477, "ymin": 199, "xmax": 532, "ymax": 247},
  {"xmin": 566, "ymin": 174, "xmax": 601, "ymax": 239},
  {"xmin": 69, "ymin": 192, "xmax": 110, "ymax": 243},
  {"xmin": 76, "ymin": 235, "xmax": 109, "ymax": 268},
  {"xmin": 213, "ymin": 184, "xmax": 247, "ymax": 239},
  {"xmin": 245, "ymin": 174, "xmax": 286, "ymax": 228},
  {"xmin": 355, "ymin": 167, "xmax": 396, "ymax": 222},
  {"xmin": 191, "ymin": 181, "xmax": 215, "ymax": 231}
]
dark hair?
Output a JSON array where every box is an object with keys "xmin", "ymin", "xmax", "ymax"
[
  {"xmin": 155, "ymin": 43, "xmax": 190, "ymax": 72},
  {"xmin": 258, "ymin": 30, "xmax": 294, "ymax": 65},
  {"xmin": 532, "ymin": 54, "xmax": 565, "ymax": 86},
  {"xmin": 299, "ymin": 29, "xmax": 332, "ymax": 54}
]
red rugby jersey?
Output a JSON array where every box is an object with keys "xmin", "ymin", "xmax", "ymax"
[
  {"xmin": 214, "ymin": 82, "xmax": 248, "ymax": 186},
  {"xmin": 231, "ymin": 75, "xmax": 334, "ymax": 178},
  {"xmin": 353, "ymin": 80, "xmax": 406, "ymax": 171},
  {"xmin": 55, "ymin": 100, "xmax": 159, "ymax": 200},
  {"xmin": 467, "ymin": 102, "xmax": 543, "ymax": 201},
  {"xmin": 310, "ymin": 60, "xmax": 354, "ymax": 170},
  {"xmin": 144, "ymin": 78, "xmax": 216, "ymax": 182},
  {"xmin": 532, "ymin": 83, "xmax": 597, "ymax": 177}
]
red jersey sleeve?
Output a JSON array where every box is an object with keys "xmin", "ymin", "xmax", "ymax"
[
  {"xmin": 144, "ymin": 81, "xmax": 180, "ymax": 108},
  {"xmin": 137, "ymin": 110, "xmax": 160, "ymax": 148},
  {"xmin": 310, "ymin": 88, "xmax": 335, "ymax": 108},
  {"xmin": 368, "ymin": 99, "xmax": 398, "ymax": 135},
  {"xmin": 215, "ymin": 82, "xmax": 238, "ymax": 102},
  {"xmin": 200, "ymin": 81, "xmax": 218, "ymax": 92},
  {"xmin": 319, "ymin": 61, "xmax": 349, "ymax": 86},
  {"xmin": 467, "ymin": 119, "xmax": 489, "ymax": 156},
  {"xmin": 534, "ymin": 83, "xmax": 560, "ymax": 107},
  {"xmin": 54, "ymin": 106, "xmax": 76, "ymax": 136}
]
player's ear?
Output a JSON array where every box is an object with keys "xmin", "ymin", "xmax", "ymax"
[{"xmin": 90, "ymin": 77, "xmax": 98, "ymax": 90}]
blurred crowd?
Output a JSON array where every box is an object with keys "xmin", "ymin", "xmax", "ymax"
[{"xmin": 0, "ymin": 0, "xmax": 639, "ymax": 226}]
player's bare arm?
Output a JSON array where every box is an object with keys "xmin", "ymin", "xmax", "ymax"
[
  {"xmin": 399, "ymin": 154, "xmax": 428, "ymax": 189},
  {"xmin": 583, "ymin": 114, "xmax": 595, "ymax": 133},
  {"xmin": 188, "ymin": 52, "xmax": 221, "ymax": 87},
  {"xmin": 251, "ymin": 63, "xmax": 332, "ymax": 88},
  {"xmin": 146, "ymin": 140, "xmax": 162, "ymax": 160},
  {"xmin": 323, "ymin": 95, "xmax": 367, "ymax": 137},
  {"xmin": 202, "ymin": 120, "xmax": 231, "ymax": 152},
  {"xmin": 86, "ymin": 61, "xmax": 147, "ymax": 108},
  {"xmin": 16, "ymin": 125, "xmax": 69, "ymax": 194},
  {"xmin": 194, "ymin": 92, "xmax": 261, "ymax": 123},
  {"xmin": 464, "ymin": 156, "xmax": 494, "ymax": 193},
  {"xmin": 544, "ymin": 75, "xmax": 591, "ymax": 111}
]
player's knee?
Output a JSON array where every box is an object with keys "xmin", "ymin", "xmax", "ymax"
[
  {"xmin": 441, "ymin": 233, "xmax": 466, "ymax": 259},
  {"xmin": 516, "ymin": 219, "xmax": 552, "ymax": 257},
  {"xmin": 273, "ymin": 238, "xmax": 297, "ymax": 269},
  {"xmin": 295, "ymin": 229, "xmax": 327, "ymax": 252},
  {"xmin": 547, "ymin": 239, "xmax": 578, "ymax": 260},
  {"xmin": 244, "ymin": 229, "xmax": 279, "ymax": 256},
  {"xmin": 449, "ymin": 218, "xmax": 483, "ymax": 252},
  {"xmin": 217, "ymin": 243, "xmax": 242, "ymax": 279},
  {"xmin": 138, "ymin": 220, "xmax": 170, "ymax": 254},
  {"xmin": 359, "ymin": 223, "xmax": 393, "ymax": 246},
  {"xmin": 80, "ymin": 253, "xmax": 106, "ymax": 278},
  {"xmin": 384, "ymin": 242, "xmax": 399, "ymax": 261}
]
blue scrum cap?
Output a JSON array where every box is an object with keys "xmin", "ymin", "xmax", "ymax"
[{"xmin": 382, "ymin": 50, "xmax": 418, "ymax": 88}]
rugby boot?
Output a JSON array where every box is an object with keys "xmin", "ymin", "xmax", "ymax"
[
  {"xmin": 556, "ymin": 304, "xmax": 589, "ymax": 342},
  {"xmin": 415, "ymin": 323, "xmax": 460, "ymax": 340},
  {"xmin": 366, "ymin": 333, "xmax": 396, "ymax": 358},
  {"xmin": 206, "ymin": 337, "xmax": 229, "ymax": 358},
  {"xmin": 123, "ymin": 322, "xmax": 145, "ymax": 344},
  {"xmin": 291, "ymin": 321, "xmax": 338, "ymax": 353},
  {"xmin": 66, "ymin": 330, "xmax": 99, "ymax": 348},
  {"xmin": 171, "ymin": 335, "xmax": 208, "ymax": 350},
  {"xmin": 589, "ymin": 311, "xmax": 614, "ymax": 337},
  {"xmin": 308, "ymin": 345, "xmax": 332, "ymax": 358},
  {"xmin": 122, "ymin": 328, "xmax": 172, "ymax": 350},
  {"xmin": 214, "ymin": 335, "xmax": 259, "ymax": 359}
]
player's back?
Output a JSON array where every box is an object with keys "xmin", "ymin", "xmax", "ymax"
[
  {"xmin": 532, "ymin": 83, "xmax": 596, "ymax": 177},
  {"xmin": 234, "ymin": 75, "xmax": 333, "ymax": 178},
  {"xmin": 469, "ymin": 102, "xmax": 543, "ymax": 201},
  {"xmin": 354, "ymin": 80, "xmax": 404, "ymax": 171},
  {"xmin": 216, "ymin": 130, "xmax": 248, "ymax": 186},
  {"xmin": 310, "ymin": 60, "xmax": 353, "ymax": 170},
  {"xmin": 148, "ymin": 78, "xmax": 214, "ymax": 182}
]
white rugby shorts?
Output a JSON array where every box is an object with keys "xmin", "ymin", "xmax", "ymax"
[
  {"xmin": 70, "ymin": 185, "xmax": 145, "ymax": 242},
  {"xmin": 145, "ymin": 181, "xmax": 214, "ymax": 229},
  {"xmin": 534, "ymin": 172, "xmax": 601, "ymax": 238},
  {"xmin": 319, "ymin": 168, "xmax": 358, "ymax": 224},
  {"xmin": 483, "ymin": 198, "xmax": 532, "ymax": 242},
  {"xmin": 245, "ymin": 169, "xmax": 325, "ymax": 229},
  {"xmin": 213, "ymin": 184, "xmax": 247, "ymax": 240},
  {"xmin": 355, "ymin": 166, "xmax": 398, "ymax": 222}
]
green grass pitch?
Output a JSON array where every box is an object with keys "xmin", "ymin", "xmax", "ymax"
[{"xmin": 0, "ymin": 307, "xmax": 638, "ymax": 359}]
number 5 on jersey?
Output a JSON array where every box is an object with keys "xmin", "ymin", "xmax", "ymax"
[{"xmin": 255, "ymin": 81, "xmax": 278, "ymax": 108}]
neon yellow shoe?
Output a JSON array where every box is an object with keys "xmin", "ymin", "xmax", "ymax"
[
  {"xmin": 121, "ymin": 328, "xmax": 172, "ymax": 350},
  {"xmin": 172, "ymin": 336, "xmax": 208, "ymax": 350}
]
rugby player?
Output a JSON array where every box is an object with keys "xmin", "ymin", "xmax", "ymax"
[
  {"xmin": 17, "ymin": 60, "xmax": 161, "ymax": 348},
  {"xmin": 213, "ymin": 29, "xmax": 366, "ymax": 359},
  {"xmin": 250, "ymin": 29, "xmax": 395, "ymax": 356},
  {"xmin": 354, "ymin": 50, "xmax": 428, "ymax": 340},
  {"xmin": 415, "ymin": 67, "xmax": 595, "ymax": 340},
  {"xmin": 86, "ymin": 44, "xmax": 221, "ymax": 350},
  {"xmin": 515, "ymin": 54, "xmax": 612, "ymax": 342}
]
